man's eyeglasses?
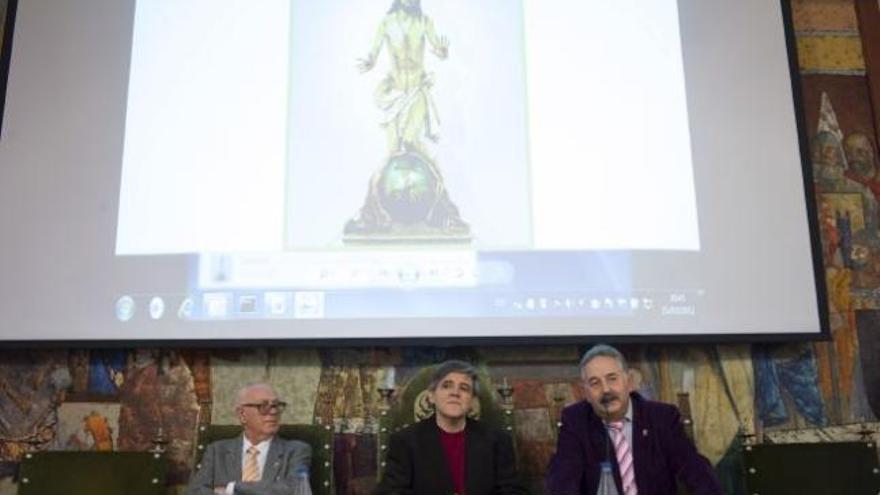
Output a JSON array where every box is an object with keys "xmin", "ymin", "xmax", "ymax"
[{"xmin": 240, "ymin": 401, "xmax": 287, "ymax": 415}]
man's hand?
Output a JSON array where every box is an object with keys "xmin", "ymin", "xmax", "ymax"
[{"xmin": 213, "ymin": 486, "xmax": 227, "ymax": 494}]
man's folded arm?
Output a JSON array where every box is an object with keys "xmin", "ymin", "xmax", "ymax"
[{"xmin": 233, "ymin": 442, "xmax": 312, "ymax": 495}]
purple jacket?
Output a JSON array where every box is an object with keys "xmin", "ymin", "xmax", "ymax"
[{"xmin": 545, "ymin": 393, "xmax": 723, "ymax": 495}]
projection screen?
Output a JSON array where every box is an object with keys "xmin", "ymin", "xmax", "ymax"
[{"xmin": 0, "ymin": 0, "xmax": 827, "ymax": 342}]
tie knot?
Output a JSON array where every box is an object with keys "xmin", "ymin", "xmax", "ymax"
[
  {"xmin": 608, "ymin": 420, "xmax": 625, "ymax": 432},
  {"xmin": 247, "ymin": 446, "xmax": 259, "ymax": 456}
]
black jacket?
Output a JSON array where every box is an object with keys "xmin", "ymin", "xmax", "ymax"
[
  {"xmin": 546, "ymin": 393, "xmax": 723, "ymax": 495},
  {"xmin": 374, "ymin": 416, "xmax": 526, "ymax": 495}
]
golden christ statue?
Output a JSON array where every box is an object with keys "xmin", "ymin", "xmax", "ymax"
[
  {"xmin": 357, "ymin": 0, "xmax": 449, "ymax": 155},
  {"xmin": 344, "ymin": 0, "xmax": 470, "ymax": 242}
]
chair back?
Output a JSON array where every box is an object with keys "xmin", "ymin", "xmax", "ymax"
[
  {"xmin": 18, "ymin": 451, "xmax": 166, "ymax": 495},
  {"xmin": 743, "ymin": 441, "xmax": 880, "ymax": 495}
]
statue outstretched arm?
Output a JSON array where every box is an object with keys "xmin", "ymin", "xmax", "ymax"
[
  {"xmin": 425, "ymin": 17, "xmax": 449, "ymax": 60},
  {"xmin": 358, "ymin": 19, "xmax": 388, "ymax": 72}
]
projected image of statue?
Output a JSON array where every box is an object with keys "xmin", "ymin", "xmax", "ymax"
[{"xmin": 344, "ymin": 0, "xmax": 470, "ymax": 242}]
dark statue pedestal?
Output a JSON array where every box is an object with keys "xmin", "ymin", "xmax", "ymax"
[{"xmin": 344, "ymin": 150, "xmax": 471, "ymax": 245}]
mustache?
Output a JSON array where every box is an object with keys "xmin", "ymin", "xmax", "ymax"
[{"xmin": 599, "ymin": 393, "xmax": 618, "ymax": 406}]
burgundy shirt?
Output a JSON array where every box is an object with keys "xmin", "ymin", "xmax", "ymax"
[{"xmin": 439, "ymin": 429, "xmax": 466, "ymax": 495}]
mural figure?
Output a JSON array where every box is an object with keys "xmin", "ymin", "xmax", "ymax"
[
  {"xmin": 844, "ymin": 132, "xmax": 878, "ymax": 184},
  {"xmin": 812, "ymin": 94, "xmax": 879, "ymax": 237},
  {"xmin": 807, "ymin": 92, "xmax": 878, "ymax": 424},
  {"xmin": 753, "ymin": 344, "xmax": 827, "ymax": 428},
  {"xmin": 87, "ymin": 350, "xmax": 126, "ymax": 396},
  {"xmin": 83, "ymin": 411, "xmax": 114, "ymax": 451},
  {"xmin": 118, "ymin": 350, "xmax": 199, "ymax": 483},
  {"xmin": 0, "ymin": 353, "xmax": 69, "ymax": 461},
  {"xmin": 60, "ymin": 409, "xmax": 115, "ymax": 451}
]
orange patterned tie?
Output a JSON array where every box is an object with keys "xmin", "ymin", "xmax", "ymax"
[{"xmin": 242, "ymin": 446, "xmax": 261, "ymax": 482}]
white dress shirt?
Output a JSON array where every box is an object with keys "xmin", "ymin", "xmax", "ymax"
[{"xmin": 225, "ymin": 437, "xmax": 273, "ymax": 494}]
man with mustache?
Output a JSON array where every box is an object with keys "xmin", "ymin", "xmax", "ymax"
[
  {"xmin": 187, "ymin": 383, "xmax": 311, "ymax": 495},
  {"xmin": 546, "ymin": 345, "xmax": 722, "ymax": 495},
  {"xmin": 374, "ymin": 360, "xmax": 526, "ymax": 495}
]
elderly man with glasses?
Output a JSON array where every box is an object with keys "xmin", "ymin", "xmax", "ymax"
[{"xmin": 187, "ymin": 383, "xmax": 312, "ymax": 495}]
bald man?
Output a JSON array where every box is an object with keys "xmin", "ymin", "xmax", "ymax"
[{"xmin": 187, "ymin": 383, "xmax": 311, "ymax": 495}]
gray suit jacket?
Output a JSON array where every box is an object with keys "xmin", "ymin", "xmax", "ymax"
[{"xmin": 187, "ymin": 435, "xmax": 312, "ymax": 495}]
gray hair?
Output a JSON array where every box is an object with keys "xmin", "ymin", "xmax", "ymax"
[
  {"xmin": 428, "ymin": 360, "xmax": 480, "ymax": 395},
  {"xmin": 578, "ymin": 344, "xmax": 628, "ymax": 373},
  {"xmin": 235, "ymin": 383, "xmax": 279, "ymax": 407}
]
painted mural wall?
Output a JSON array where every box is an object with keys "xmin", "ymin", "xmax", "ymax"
[{"xmin": 0, "ymin": 1, "xmax": 879, "ymax": 494}]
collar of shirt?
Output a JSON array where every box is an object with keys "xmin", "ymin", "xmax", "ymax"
[
  {"xmin": 620, "ymin": 399, "xmax": 634, "ymax": 447},
  {"xmin": 623, "ymin": 399, "xmax": 633, "ymax": 423},
  {"xmin": 604, "ymin": 400, "xmax": 634, "ymax": 449}
]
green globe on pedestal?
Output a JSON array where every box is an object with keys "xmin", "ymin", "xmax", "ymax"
[{"xmin": 378, "ymin": 152, "xmax": 440, "ymax": 224}]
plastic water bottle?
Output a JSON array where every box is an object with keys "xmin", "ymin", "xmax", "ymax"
[
  {"xmin": 292, "ymin": 466, "xmax": 313, "ymax": 495},
  {"xmin": 596, "ymin": 461, "xmax": 619, "ymax": 495}
]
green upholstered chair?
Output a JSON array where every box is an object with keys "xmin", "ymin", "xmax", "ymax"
[
  {"xmin": 376, "ymin": 365, "xmax": 515, "ymax": 475},
  {"xmin": 18, "ymin": 451, "xmax": 166, "ymax": 495},
  {"xmin": 742, "ymin": 440, "xmax": 880, "ymax": 495},
  {"xmin": 194, "ymin": 423, "xmax": 334, "ymax": 495}
]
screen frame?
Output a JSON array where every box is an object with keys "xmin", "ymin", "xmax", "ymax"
[
  {"xmin": 0, "ymin": 0, "xmax": 831, "ymax": 347},
  {"xmin": 0, "ymin": 0, "xmax": 19, "ymax": 137}
]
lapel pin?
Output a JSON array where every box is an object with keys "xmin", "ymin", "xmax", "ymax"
[{"xmin": 642, "ymin": 429, "xmax": 648, "ymax": 436}]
